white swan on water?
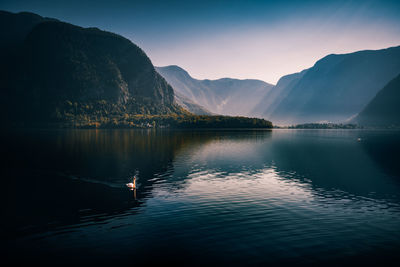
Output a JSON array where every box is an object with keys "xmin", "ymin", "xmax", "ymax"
[{"xmin": 126, "ymin": 176, "xmax": 136, "ymax": 190}]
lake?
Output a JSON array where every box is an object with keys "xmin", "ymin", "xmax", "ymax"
[{"xmin": 3, "ymin": 129, "xmax": 400, "ymax": 265}]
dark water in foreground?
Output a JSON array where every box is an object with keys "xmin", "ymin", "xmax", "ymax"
[{"xmin": 2, "ymin": 129, "xmax": 400, "ymax": 266}]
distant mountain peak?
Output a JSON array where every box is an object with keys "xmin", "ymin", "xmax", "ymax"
[
  {"xmin": 264, "ymin": 45, "xmax": 400, "ymax": 125},
  {"xmin": 156, "ymin": 65, "xmax": 273, "ymax": 116}
]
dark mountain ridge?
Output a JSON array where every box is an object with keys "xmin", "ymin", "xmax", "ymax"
[
  {"xmin": 1, "ymin": 11, "xmax": 182, "ymax": 126},
  {"xmin": 0, "ymin": 10, "xmax": 56, "ymax": 55},
  {"xmin": 354, "ymin": 73, "xmax": 400, "ymax": 127}
]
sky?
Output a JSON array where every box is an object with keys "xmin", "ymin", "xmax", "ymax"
[{"xmin": 1, "ymin": 0, "xmax": 400, "ymax": 84}]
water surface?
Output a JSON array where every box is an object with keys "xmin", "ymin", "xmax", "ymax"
[{"xmin": 3, "ymin": 129, "xmax": 400, "ymax": 265}]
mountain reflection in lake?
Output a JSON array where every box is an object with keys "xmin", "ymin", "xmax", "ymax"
[{"xmin": 3, "ymin": 129, "xmax": 400, "ymax": 265}]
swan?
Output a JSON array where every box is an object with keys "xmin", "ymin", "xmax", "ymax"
[{"xmin": 126, "ymin": 176, "xmax": 136, "ymax": 190}]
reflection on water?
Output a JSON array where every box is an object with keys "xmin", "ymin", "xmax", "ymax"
[{"xmin": 3, "ymin": 129, "xmax": 400, "ymax": 265}]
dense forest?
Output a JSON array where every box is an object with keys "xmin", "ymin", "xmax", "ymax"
[{"xmin": 11, "ymin": 100, "xmax": 272, "ymax": 129}]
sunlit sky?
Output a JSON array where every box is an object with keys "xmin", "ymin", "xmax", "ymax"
[{"xmin": 2, "ymin": 0, "xmax": 400, "ymax": 84}]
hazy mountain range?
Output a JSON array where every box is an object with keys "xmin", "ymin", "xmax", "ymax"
[
  {"xmin": 156, "ymin": 65, "xmax": 273, "ymax": 116},
  {"xmin": 158, "ymin": 47, "xmax": 400, "ymax": 126},
  {"xmin": 251, "ymin": 70, "xmax": 307, "ymax": 122},
  {"xmin": 259, "ymin": 46, "xmax": 400, "ymax": 125}
]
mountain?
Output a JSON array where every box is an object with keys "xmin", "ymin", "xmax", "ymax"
[
  {"xmin": 174, "ymin": 92, "xmax": 213, "ymax": 115},
  {"xmin": 0, "ymin": 11, "xmax": 182, "ymax": 125},
  {"xmin": 0, "ymin": 10, "xmax": 55, "ymax": 56},
  {"xmin": 252, "ymin": 69, "xmax": 307, "ymax": 119},
  {"xmin": 156, "ymin": 65, "xmax": 273, "ymax": 116},
  {"xmin": 256, "ymin": 46, "xmax": 400, "ymax": 125},
  {"xmin": 353, "ymin": 73, "xmax": 400, "ymax": 127},
  {"xmin": 0, "ymin": 11, "xmax": 55, "ymax": 100}
]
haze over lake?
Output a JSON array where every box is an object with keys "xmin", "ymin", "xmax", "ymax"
[{"xmin": 4, "ymin": 129, "xmax": 400, "ymax": 265}]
